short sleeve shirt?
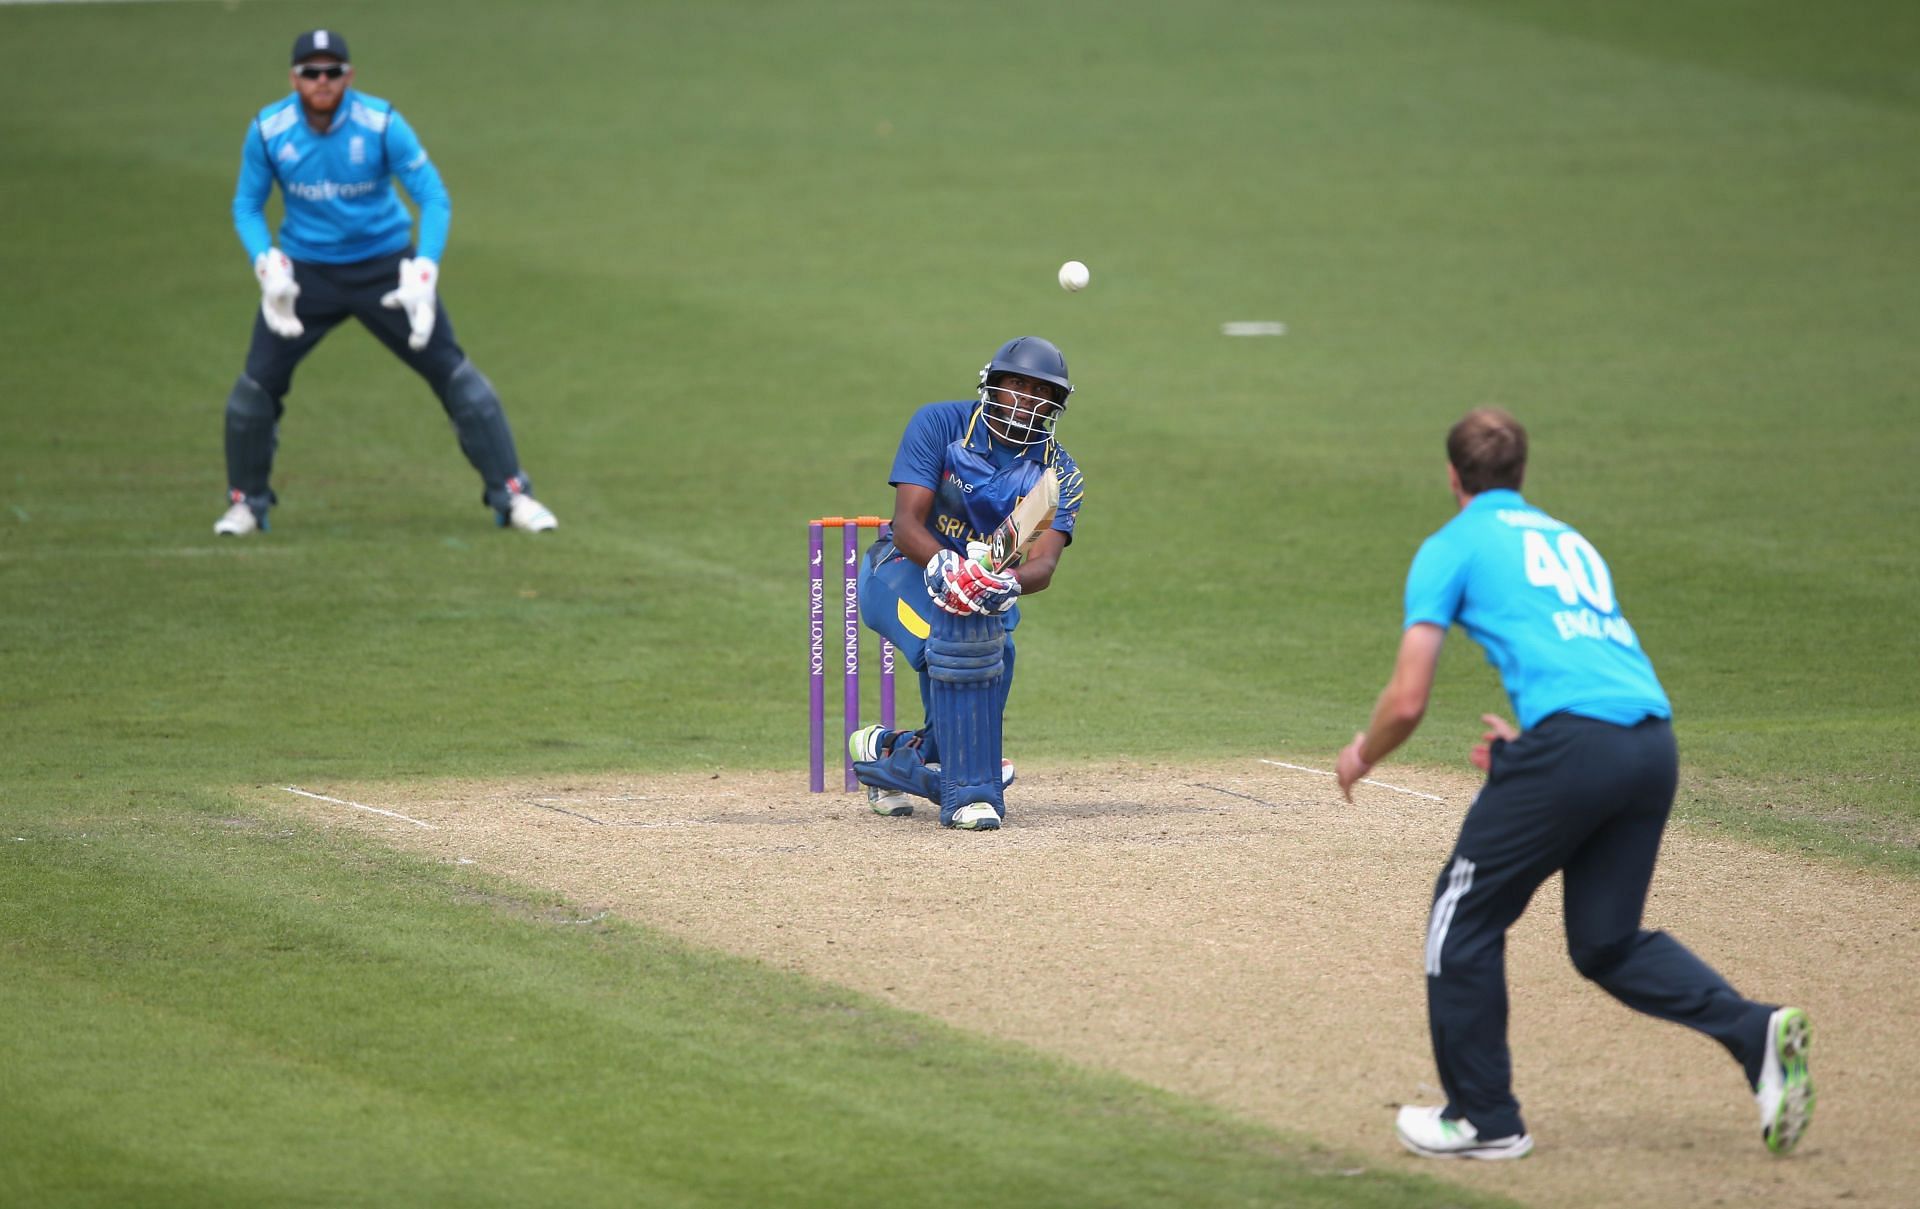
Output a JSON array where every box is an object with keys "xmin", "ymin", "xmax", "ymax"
[
  {"xmin": 888, "ymin": 400, "xmax": 1084, "ymax": 556},
  {"xmin": 1403, "ymin": 489, "xmax": 1670, "ymax": 729}
]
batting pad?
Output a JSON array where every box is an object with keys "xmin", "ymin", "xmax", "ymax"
[{"xmin": 926, "ymin": 609, "xmax": 1005, "ymax": 823}]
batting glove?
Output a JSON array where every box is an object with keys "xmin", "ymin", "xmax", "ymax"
[
  {"xmin": 951, "ymin": 557, "xmax": 1021, "ymax": 615},
  {"xmin": 380, "ymin": 257, "xmax": 439, "ymax": 350},
  {"xmin": 253, "ymin": 249, "xmax": 303, "ymax": 339},
  {"xmin": 923, "ymin": 549, "xmax": 979, "ymax": 616}
]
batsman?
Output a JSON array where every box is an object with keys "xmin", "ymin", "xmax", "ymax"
[{"xmin": 847, "ymin": 337, "xmax": 1087, "ymax": 831}]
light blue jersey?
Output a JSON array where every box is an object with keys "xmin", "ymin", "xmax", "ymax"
[
  {"xmin": 888, "ymin": 400, "xmax": 1085, "ymax": 554},
  {"xmin": 232, "ymin": 90, "xmax": 450, "ymax": 265},
  {"xmin": 1403, "ymin": 489, "xmax": 1670, "ymax": 729}
]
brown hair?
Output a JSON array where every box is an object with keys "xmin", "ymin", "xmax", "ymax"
[{"xmin": 1447, "ymin": 407, "xmax": 1527, "ymax": 494}]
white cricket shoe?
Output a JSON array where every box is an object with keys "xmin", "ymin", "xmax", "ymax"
[
  {"xmin": 868, "ymin": 787, "xmax": 915, "ymax": 817},
  {"xmin": 1756, "ymin": 1007, "xmax": 1814, "ymax": 1155},
  {"xmin": 948, "ymin": 803, "xmax": 1001, "ymax": 831},
  {"xmin": 214, "ymin": 500, "xmax": 261, "ymax": 536},
  {"xmin": 856, "ymin": 744, "xmax": 1015, "ymax": 820},
  {"xmin": 1394, "ymin": 1105, "xmax": 1532, "ymax": 1160},
  {"xmin": 503, "ymin": 492, "xmax": 557, "ymax": 533}
]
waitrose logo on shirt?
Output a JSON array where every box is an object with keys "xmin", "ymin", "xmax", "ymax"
[{"xmin": 285, "ymin": 179, "xmax": 379, "ymax": 202}]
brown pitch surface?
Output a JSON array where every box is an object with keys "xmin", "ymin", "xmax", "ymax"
[{"xmin": 272, "ymin": 760, "xmax": 1920, "ymax": 1209}]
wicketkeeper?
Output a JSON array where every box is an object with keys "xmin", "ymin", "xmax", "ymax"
[
  {"xmin": 846, "ymin": 337, "xmax": 1087, "ymax": 830},
  {"xmin": 215, "ymin": 29, "xmax": 555, "ymax": 536}
]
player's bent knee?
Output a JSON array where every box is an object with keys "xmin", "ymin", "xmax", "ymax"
[
  {"xmin": 225, "ymin": 375, "xmax": 278, "ymax": 426},
  {"xmin": 926, "ymin": 621, "xmax": 1004, "ymax": 684},
  {"xmin": 442, "ymin": 358, "xmax": 502, "ymax": 419},
  {"xmin": 1568, "ymin": 936, "xmax": 1633, "ymax": 982}
]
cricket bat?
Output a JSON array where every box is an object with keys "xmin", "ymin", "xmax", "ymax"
[{"xmin": 983, "ymin": 466, "xmax": 1060, "ymax": 572}]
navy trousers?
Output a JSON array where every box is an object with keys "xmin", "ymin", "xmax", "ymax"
[
  {"xmin": 1424, "ymin": 713, "xmax": 1775, "ymax": 1139},
  {"xmin": 226, "ymin": 250, "xmax": 529, "ymax": 514}
]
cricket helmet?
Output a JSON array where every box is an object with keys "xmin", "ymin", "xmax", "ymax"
[{"xmin": 977, "ymin": 336, "xmax": 1072, "ymax": 446}]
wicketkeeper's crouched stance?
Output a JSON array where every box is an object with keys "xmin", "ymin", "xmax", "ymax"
[
  {"xmin": 216, "ymin": 29, "xmax": 555, "ymax": 537},
  {"xmin": 847, "ymin": 337, "xmax": 1086, "ymax": 831}
]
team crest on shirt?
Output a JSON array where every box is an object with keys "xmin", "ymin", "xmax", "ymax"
[{"xmin": 349, "ymin": 136, "xmax": 365, "ymax": 165}]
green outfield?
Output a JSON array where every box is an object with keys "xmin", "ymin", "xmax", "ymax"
[{"xmin": 2, "ymin": 0, "xmax": 1915, "ymax": 1205}]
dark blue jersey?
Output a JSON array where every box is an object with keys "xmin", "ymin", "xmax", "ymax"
[{"xmin": 887, "ymin": 400, "xmax": 1084, "ymax": 555}]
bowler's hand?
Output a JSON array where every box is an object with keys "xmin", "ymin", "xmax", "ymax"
[
  {"xmin": 1470, "ymin": 713, "xmax": 1519, "ymax": 773},
  {"xmin": 1335, "ymin": 731, "xmax": 1372, "ymax": 803},
  {"xmin": 380, "ymin": 256, "xmax": 439, "ymax": 350},
  {"xmin": 253, "ymin": 249, "xmax": 303, "ymax": 339}
]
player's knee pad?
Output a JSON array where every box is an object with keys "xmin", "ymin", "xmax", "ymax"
[
  {"xmin": 927, "ymin": 611, "xmax": 1005, "ymax": 820},
  {"xmin": 223, "ymin": 375, "xmax": 282, "ymax": 501},
  {"xmin": 224, "ymin": 374, "xmax": 278, "ymax": 426},
  {"xmin": 441, "ymin": 359, "xmax": 525, "ymax": 503},
  {"xmin": 442, "ymin": 359, "xmax": 503, "ymax": 422},
  {"xmin": 926, "ymin": 617, "xmax": 1005, "ymax": 684}
]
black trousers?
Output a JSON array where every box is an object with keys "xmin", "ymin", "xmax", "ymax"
[
  {"xmin": 225, "ymin": 251, "xmax": 529, "ymax": 513},
  {"xmin": 1423, "ymin": 713, "xmax": 1774, "ymax": 1139}
]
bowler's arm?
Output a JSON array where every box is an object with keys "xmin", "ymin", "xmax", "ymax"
[{"xmin": 1336, "ymin": 622, "xmax": 1446, "ymax": 800}]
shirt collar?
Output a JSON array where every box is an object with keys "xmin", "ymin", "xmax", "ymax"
[{"xmin": 1466, "ymin": 487, "xmax": 1526, "ymax": 511}]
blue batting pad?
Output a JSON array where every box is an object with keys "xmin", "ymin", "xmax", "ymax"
[{"xmin": 926, "ymin": 608, "xmax": 1005, "ymax": 823}]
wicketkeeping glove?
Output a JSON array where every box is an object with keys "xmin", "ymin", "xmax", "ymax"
[
  {"xmin": 253, "ymin": 249, "xmax": 303, "ymax": 339},
  {"xmin": 380, "ymin": 257, "xmax": 439, "ymax": 351}
]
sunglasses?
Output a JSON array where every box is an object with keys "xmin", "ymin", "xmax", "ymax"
[{"xmin": 295, "ymin": 63, "xmax": 349, "ymax": 80}]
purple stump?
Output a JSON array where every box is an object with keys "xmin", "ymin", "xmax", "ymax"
[
  {"xmin": 843, "ymin": 522, "xmax": 860, "ymax": 791},
  {"xmin": 877, "ymin": 522, "xmax": 896, "ymax": 727},
  {"xmin": 808, "ymin": 522, "xmax": 825, "ymax": 793}
]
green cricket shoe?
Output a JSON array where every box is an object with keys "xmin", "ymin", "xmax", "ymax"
[{"xmin": 1756, "ymin": 1007, "xmax": 1814, "ymax": 1155}]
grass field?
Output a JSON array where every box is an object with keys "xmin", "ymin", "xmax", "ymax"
[{"xmin": 2, "ymin": 0, "xmax": 1915, "ymax": 1204}]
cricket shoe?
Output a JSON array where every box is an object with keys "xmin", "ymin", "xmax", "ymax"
[
  {"xmin": 1393, "ymin": 1106, "xmax": 1533, "ymax": 1160},
  {"xmin": 868, "ymin": 786, "xmax": 915, "ymax": 817},
  {"xmin": 499, "ymin": 492, "xmax": 557, "ymax": 533},
  {"xmin": 1756, "ymin": 1007, "xmax": 1814, "ymax": 1155},
  {"xmin": 850, "ymin": 728, "xmax": 914, "ymax": 816},
  {"xmin": 848, "ymin": 724, "xmax": 891, "ymax": 764},
  {"xmin": 948, "ymin": 803, "xmax": 1001, "ymax": 831},
  {"xmin": 214, "ymin": 495, "xmax": 265, "ymax": 536}
]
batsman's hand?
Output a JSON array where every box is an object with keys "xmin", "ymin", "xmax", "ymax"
[
  {"xmin": 924, "ymin": 549, "xmax": 978, "ymax": 616},
  {"xmin": 951, "ymin": 557, "xmax": 1021, "ymax": 615},
  {"xmin": 1470, "ymin": 713, "xmax": 1519, "ymax": 773},
  {"xmin": 380, "ymin": 257, "xmax": 439, "ymax": 350},
  {"xmin": 253, "ymin": 249, "xmax": 303, "ymax": 339}
]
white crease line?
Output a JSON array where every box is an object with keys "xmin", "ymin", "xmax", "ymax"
[
  {"xmin": 283, "ymin": 786, "xmax": 437, "ymax": 829},
  {"xmin": 1257, "ymin": 759, "xmax": 1447, "ymax": 802}
]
